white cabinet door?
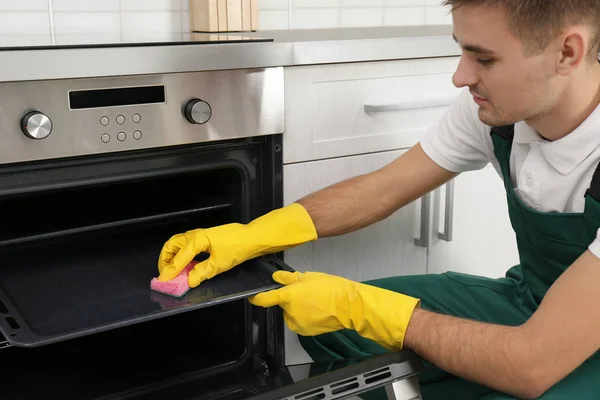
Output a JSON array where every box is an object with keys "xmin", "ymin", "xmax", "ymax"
[
  {"xmin": 282, "ymin": 149, "xmax": 429, "ymax": 365},
  {"xmin": 427, "ymin": 164, "xmax": 520, "ymax": 278},
  {"xmin": 283, "ymin": 57, "xmax": 461, "ymax": 164},
  {"xmin": 283, "ymin": 150, "xmax": 428, "ymax": 281}
]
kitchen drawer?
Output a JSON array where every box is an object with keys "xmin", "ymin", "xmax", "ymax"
[{"xmin": 283, "ymin": 57, "xmax": 461, "ymax": 164}]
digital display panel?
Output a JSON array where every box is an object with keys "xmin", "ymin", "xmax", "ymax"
[{"xmin": 69, "ymin": 85, "xmax": 165, "ymax": 109}]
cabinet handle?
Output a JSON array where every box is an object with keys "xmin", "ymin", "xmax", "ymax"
[
  {"xmin": 438, "ymin": 180, "xmax": 455, "ymax": 242},
  {"xmin": 364, "ymin": 97, "xmax": 455, "ymax": 114},
  {"xmin": 414, "ymin": 193, "xmax": 431, "ymax": 248}
]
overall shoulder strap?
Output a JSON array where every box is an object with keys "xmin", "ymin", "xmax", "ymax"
[
  {"xmin": 490, "ymin": 124, "xmax": 515, "ymax": 142},
  {"xmin": 586, "ymin": 161, "xmax": 600, "ymax": 202}
]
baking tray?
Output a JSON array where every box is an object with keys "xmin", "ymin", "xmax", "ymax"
[{"xmin": 0, "ymin": 225, "xmax": 288, "ymax": 348}]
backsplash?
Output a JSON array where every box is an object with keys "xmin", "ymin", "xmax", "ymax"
[{"xmin": 0, "ymin": 0, "xmax": 451, "ymax": 46}]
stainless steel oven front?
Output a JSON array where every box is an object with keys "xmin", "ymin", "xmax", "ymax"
[{"xmin": 0, "ymin": 66, "xmax": 422, "ymax": 400}]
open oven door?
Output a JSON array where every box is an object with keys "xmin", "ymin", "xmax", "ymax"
[
  {"xmin": 123, "ymin": 345, "xmax": 424, "ymax": 400},
  {"xmin": 94, "ymin": 257, "xmax": 424, "ymax": 400},
  {"xmin": 0, "ymin": 250, "xmax": 423, "ymax": 400}
]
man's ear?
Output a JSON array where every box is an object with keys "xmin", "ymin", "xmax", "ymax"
[{"xmin": 555, "ymin": 28, "xmax": 589, "ymax": 75}]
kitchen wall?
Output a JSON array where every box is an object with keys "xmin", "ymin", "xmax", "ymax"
[{"xmin": 0, "ymin": 0, "xmax": 451, "ymax": 46}]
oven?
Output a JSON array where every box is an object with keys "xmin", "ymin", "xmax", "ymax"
[{"xmin": 0, "ymin": 65, "xmax": 422, "ymax": 399}]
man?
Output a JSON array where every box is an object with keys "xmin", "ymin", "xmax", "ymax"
[{"xmin": 156, "ymin": 1, "xmax": 600, "ymax": 398}]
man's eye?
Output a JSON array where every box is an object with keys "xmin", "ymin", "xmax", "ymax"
[{"xmin": 477, "ymin": 58, "xmax": 494, "ymax": 66}]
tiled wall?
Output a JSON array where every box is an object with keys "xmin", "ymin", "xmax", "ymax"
[
  {"xmin": 261, "ymin": 0, "xmax": 451, "ymax": 30},
  {"xmin": 0, "ymin": 0, "xmax": 451, "ymax": 46}
]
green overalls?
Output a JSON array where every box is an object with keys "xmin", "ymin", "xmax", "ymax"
[{"xmin": 299, "ymin": 125, "xmax": 600, "ymax": 399}]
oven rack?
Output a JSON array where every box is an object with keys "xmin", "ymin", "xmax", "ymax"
[
  {"xmin": 0, "ymin": 201, "xmax": 234, "ymax": 250},
  {"xmin": 0, "ymin": 338, "xmax": 10, "ymax": 350}
]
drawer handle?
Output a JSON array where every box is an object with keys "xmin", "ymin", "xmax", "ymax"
[
  {"xmin": 414, "ymin": 193, "xmax": 431, "ymax": 248},
  {"xmin": 364, "ymin": 97, "xmax": 455, "ymax": 113}
]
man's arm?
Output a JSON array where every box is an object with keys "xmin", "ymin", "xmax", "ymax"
[
  {"xmin": 297, "ymin": 143, "xmax": 457, "ymax": 238},
  {"xmin": 404, "ymin": 250, "xmax": 600, "ymax": 399}
]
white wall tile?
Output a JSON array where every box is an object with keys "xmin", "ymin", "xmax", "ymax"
[
  {"xmin": 293, "ymin": 8, "xmax": 339, "ymax": 29},
  {"xmin": 425, "ymin": 5, "xmax": 451, "ymax": 24},
  {"xmin": 121, "ymin": 0, "xmax": 182, "ymax": 11},
  {"xmin": 0, "ymin": 0, "xmax": 454, "ymax": 39},
  {"xmin": 292, "ymin": 0, "xmax": 339, "ymax": 8},
  {"xmin": 52, "ymin": 0, "xmax": 120, "ymax": 12},
  {"xmin": 122, "ymin": 31, "xmax": 183, "ymax": 42},
  {"xmin": 341, "ymin": 0, "xmax": 383, "ymax": 6},
  {"xmin": 55, "ymin": 33, "xmax": 122, "ymax": 45},
  {"xmin": 385, "ymin": 0, "xmax": 425, "ymax": 5},
  {"xmin": 0, "ymin": 35, "xmax": 51, "ymax": 46},
  {"xmin": 384, "ymin": 7, "xmax": 425, "ymax": 26},
  {"xmin": 181, "ymin": 11, "xmax": 191, "ymax": 32},
  {"xmin": 53, "ymin": 12, "xmax": 120, "ymax": 35},
  {"xmin": 259, "ymin": 10, "xmax": 289, "ymax": 30},
  {"xmin": 261, "ymin": 0, "xmax": 289, "ymax": 9},
  {"xmin": 340, "ymin": 8, "xmax": 383, "ymax": 28},
  {"xmin": 0, "ymin": 12, "xmax": 49, "ymax": 34},
  {"xmin": 0, "ymin": 0, "xmax": 47, "ymax": 11},
  {"xmin": 121, "ymin": 12, "xmax": 183, "ymax": 33}
]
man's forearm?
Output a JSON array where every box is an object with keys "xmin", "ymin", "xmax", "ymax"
[
  {"xmin": 403, "ymin": 309, "xmax": 542, "ymax": 399},
  {"xmin": 296, "ymin": 144, "xmax": 456, "ymax": 238},
  {"xmin": 297, "ymin": 171, "xmax": 394, "ymax": 238}
]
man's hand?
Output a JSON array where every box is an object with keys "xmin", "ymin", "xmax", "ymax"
[
  {"xmin": 402, "ymin": 250, "xmax": 600, "ymax": 399},
  {"xmin": 249, "ymin": 271, "xmax": 420, "ymax": 350},
  {"xmin": 251, "ymin": 250, "xmax": 600, "ymax": 399},
  {"xmin": 157, "ymin": 203, "xmax": 317, "ymax": 287}
]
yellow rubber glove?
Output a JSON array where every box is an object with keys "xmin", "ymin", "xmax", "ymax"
[
  {"xmin": 157, "ymin": 203, "xmax": 318, "ymax": 288},
  {"xmin": 249, "ymin": 271, "xmax": 420, "ymax": 351}
]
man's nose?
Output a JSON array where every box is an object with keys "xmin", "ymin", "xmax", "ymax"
[{"xmin": 452, "ymin": 56, "xmax": 479, "ymax": 88}]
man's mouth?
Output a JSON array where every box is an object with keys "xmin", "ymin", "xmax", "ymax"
[{"xmin": 471, "ymin": 92, "xmax": 488, "ymax": 105}]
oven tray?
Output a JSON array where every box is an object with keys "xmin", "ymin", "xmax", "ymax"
[{"xmin": 0, "ymin": 229, "xmax": 287, "ymax": 348}]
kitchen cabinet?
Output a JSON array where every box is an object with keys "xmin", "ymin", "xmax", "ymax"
[
  {"xmin": 427, "ymin": 164, "xmax": 520, "ymax": 278},
  {"xmin": 282, "ymin": 149, "xmax": 430, "ymax": 366},
  {"xmin": 281, "ymin": 158, "xmax": 519, "ymax": 365},
  {"xmin": 283, "ymin": 149, "xmax": 428, "ymax": 281},
  {"xmin": 283, "ymin": 56, "xmax": 461, "ymax": 164},
  {"xmin": 280, "ymin": 56, "xmax": 519, "ymax": 366}
]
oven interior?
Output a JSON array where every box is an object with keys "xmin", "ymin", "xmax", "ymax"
[{"xmin": 0, "ymin": 137, "xmax": 289, "ymax": 399}]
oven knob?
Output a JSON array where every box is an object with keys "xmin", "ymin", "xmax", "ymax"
[
  {"xmin": 21, "ymin": 111, "xmax": 52, "ymax": 139},
  {"xmin": 184, "ymin": 99, "xmax": 212, "ymax": 124}
]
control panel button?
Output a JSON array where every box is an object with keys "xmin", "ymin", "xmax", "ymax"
[
  {"xmin": 116, "ymin": 115, "xmax": 125, "ymax": 125},
  {"xmin": 100, "ymin": 116, "xmax": 109, "ymax": 126},
  {"xmin": 133, "ymin": 130, "xmax": 142, "ymax": 140},
  {"xmin": 117, "ymin": 132, "xmax": 126, "ymax": 142},
  {"xmin": 184, "ymin": 99, "xmax": 212, "ymax": 124},
  {"xmin": 132, "ymin": 114, "xmax": 141, "ymax": 123},
  {"xmin": 21, "ymin": 111, "xmax": 53, "ymax": 140},
  {"xmin": 101, "ymin": 133, "xmax": 110, "ymax": 143}
]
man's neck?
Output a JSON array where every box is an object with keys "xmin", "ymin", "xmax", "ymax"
[{"xmin": 527, "ymin": 60, "xmax": 600, "ymax": 141}]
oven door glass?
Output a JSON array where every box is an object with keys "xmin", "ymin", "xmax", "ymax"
[{"xmin": 121, "ymin": 351, "xmax": 424, "ymax": 400}]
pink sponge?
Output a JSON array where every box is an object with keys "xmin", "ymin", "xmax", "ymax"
[{"xmin": 150, "ymin": 260, "xmax": 199, "ymax": 298}]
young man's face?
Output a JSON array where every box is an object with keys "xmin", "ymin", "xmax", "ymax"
[{"xmin": 451, "ymin": 4, "xmax": 559, "ymax": 127}]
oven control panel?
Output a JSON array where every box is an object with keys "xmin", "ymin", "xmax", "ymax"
[{"xmin": 0, "ymin": 67, "xmax": 284, "ymax": 165}]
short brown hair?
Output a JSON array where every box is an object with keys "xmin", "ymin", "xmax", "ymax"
[{"xmin": 442, "ymin": 0, "xmax": 600, "ymax": 58}]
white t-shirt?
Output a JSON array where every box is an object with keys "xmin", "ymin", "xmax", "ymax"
[{"xmin": 420, "ymin": 87, "xmax": 600, "ymax": 259}]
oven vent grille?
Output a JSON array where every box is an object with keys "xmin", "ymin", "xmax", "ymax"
[{"xmin": 288, "ymin": 366, "xmax": 393, "ymax": 400}]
